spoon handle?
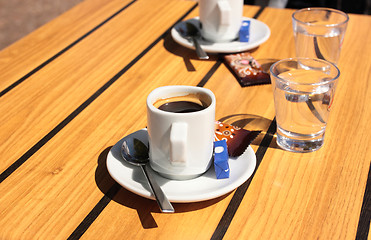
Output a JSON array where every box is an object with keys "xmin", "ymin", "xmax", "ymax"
[
  {"xmin": 192, "ymin": 37, "xmax": 209, "ymax": 60},
  {"xmin": 141, "ymin": 164, "xmax": 175, "ymax": 213}
]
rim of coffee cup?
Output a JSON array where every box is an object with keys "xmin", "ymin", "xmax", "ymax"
[{"xmin": 147, "ymin": 85, "xmax": 216, "ymax": 115}]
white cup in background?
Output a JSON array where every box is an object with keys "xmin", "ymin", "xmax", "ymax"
[{"xmin": 199, "ymin": 0, "xmax": 243, "ymax": 42}]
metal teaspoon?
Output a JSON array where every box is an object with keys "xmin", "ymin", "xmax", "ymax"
[
  {"xmin": 121, "ymin": 138, "xmax": 174, "ymax": 213},
  {"xmin": 180, "ymin": 22, "xmax": 209, "ymax": 59}
]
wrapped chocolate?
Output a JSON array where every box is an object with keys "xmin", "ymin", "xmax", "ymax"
[
  {"xmin": 214, "ymin": 121, "xmax": 261, "ymax": 157},
  {"xmin": 224, "ymin": 52, "xmax": 270, "ymax": 87}
]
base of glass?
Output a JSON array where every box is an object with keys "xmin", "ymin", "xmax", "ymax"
[{"xmin": 276, "ymin": 127, "xmax": 325, "ymax": 153}]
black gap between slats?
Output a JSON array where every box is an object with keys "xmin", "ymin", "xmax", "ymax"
[
  {"xmin": 63, "ymin": 4, "xmax": 200, "ymax": 240},
  {"xmin": 198, "ymin": 60, "xmax": 223, "ymax": 87},
  {"xmin": 210, "ymin": 5, "xmax": 370, "ymax": 238},
  {"xmin": 0, "ymin": 3, "xmax": 197, "ymax": 183},
  {"xmin": 211, "ymin": 119, "xmax": 276, "ymax": 240},
  {"xmin": 210, "ymin": 7, "xmax": 269, "ymax": 240},
  {"xmin": 1, "ymin": 3, "xmax": 290, "ymax": 240},
  {"xmin": 67, "ymin": 53, "xmax": 220, "ymax": 240},
  {"xmin": 0, "ymin": 0, "xmax": 137, "ymax": 98},
  {"xmin": 67, "ymin": 182, "xmax": 122, "ymax": 240},
  {"xmin": 356, "ymin": 162, "xmax": 371, "ymax": 240}
]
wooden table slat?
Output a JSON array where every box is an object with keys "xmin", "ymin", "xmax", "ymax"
[
  {"xmin": 0, "ymin": 2, "xmax": 370, "ymax": 239},
  {"xmin": 0, "ymin": 0, "xmax": 196, "ymax": 174}
]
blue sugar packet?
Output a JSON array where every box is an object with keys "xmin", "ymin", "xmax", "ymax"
[
  {"xmin": 239, "ymin": 20, "xmax": 251, "ymax": 42},
  {"xmin": 214, "ymin": 140, "xmax": 230, "ymax": 179}
]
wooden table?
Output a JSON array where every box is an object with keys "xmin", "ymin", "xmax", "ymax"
[{"xmin": 1, "ymin": 0, "xmax": 370, "ymax": 239}]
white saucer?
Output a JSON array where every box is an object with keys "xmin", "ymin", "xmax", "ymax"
[
  {"xmin": 106, "ymin": 129, "xmax": 257, "ymax": 203},
  {"xmin": 171, "ymin": 17, "xmax": 270, "ymax": 53}
]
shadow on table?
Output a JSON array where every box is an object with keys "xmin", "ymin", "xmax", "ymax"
[
  {"xmin": 95, "ymin": 145, "xmax": 232, "ymax": 229},
  {"xmin": 94, "ymin": 114, "xmax": 278, "ymax": 228},
  {"xmin": 162, "ymin": 33, "xmax": 219, "ymax": 72},
  {"xmin": 218, "ymin": 114, "xmax": 278, "ymax": 149},
  {"xmin": 163, "ymin": 32, "xmax": 271, "ymax": 74}
]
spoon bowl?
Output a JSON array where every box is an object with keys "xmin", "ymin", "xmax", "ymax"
[
  {"xmin": 122, "ymin": 138, "xmax": 149, "ymax": 165},
  {"xmin": 178, "ymin": 22, "xmax": 209, "ymax": 59},
  {"xmin": 121, "ymin": 138, "xmax": 174, "ymax": 213}
]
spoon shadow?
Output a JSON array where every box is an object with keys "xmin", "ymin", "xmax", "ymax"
[{"xmin": 95, "ymin": 131, "xmax": 230, "ymax": 229}]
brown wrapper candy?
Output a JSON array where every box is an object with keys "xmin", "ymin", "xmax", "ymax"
[
  {"xmin": 214, "ymin": 121, "xmax": 261, "ymax": 157},
  {"xmin": 224, "ymin": 52, "xmax": 271, "ymax": 87}
]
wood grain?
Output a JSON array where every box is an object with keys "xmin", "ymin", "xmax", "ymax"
[
  {"xmin": 221, "ymin": 9, "xmax": 371, "ymax": 240},
  {"xmin": 0, "ymin": 2, "xmax": 370, "ymax": 240},
  {"xmin": 0, "ymin": 0, "xmax": 196, "ymax": 173},
  {"xmin": 0, "ymin": 0, "xmax": 135, "ymax": 91},
  {"xmin": 0, "ymin": 2, "xmax": 261, "ymax": 240}
]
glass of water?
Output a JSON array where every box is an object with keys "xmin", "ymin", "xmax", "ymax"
[
  {"xmin": 292, "ymin": 8, "xmax": 349, "ymax": 65},
  {"xmin": 270, "ymin": 58, "xmax": 340, "ymax": 153}
]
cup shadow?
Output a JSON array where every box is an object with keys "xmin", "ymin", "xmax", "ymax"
[
  {"xmin": 94, "ymin": 113, "xmax": 277, "ymax": 228},
  {"xmin": 95, "ymin": 140, "xmax": 231, "ymax": 229}
]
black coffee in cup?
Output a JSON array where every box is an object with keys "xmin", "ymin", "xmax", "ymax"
[
  {"xmin": 153, "ymin": 94, "xmax": 208, "ymax": 113},
  {"xmin": 158, "ymin": 101, "xmax": 206, "ymax": 113}
]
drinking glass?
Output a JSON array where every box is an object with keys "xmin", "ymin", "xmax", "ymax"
[
  {"xmin": 292, "ymin": 8, "xmax": 349, "ymax": 65},
  {"xmin": 270, "ymin": 58, "xmax": 340, "ymax": 152}
]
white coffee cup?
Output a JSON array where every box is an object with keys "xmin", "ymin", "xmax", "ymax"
[
  {"xmin": 199, "ymin": 0, "xmax": 243, "ymax": 42},
  {"xmin": 146, "ymin": 86, "xmax": 216, "ymax": 180}
]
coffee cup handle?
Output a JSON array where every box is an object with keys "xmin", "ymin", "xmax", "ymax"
[
  {"xmin": 217, "ymin": 0, "xmax": 232, "ymax": 33},
  {"xmin": 169, "ymin": 122, "xmax": 188, "ymax": 166}
]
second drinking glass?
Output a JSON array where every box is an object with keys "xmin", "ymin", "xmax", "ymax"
[{"xmin": 292, "ymin": 8, "xmax": 349, "ymax": 65}]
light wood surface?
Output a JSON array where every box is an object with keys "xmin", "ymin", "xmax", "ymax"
[{"xmin": 0, "ymin": 0, "xmax": 370, "ymax": 239}]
